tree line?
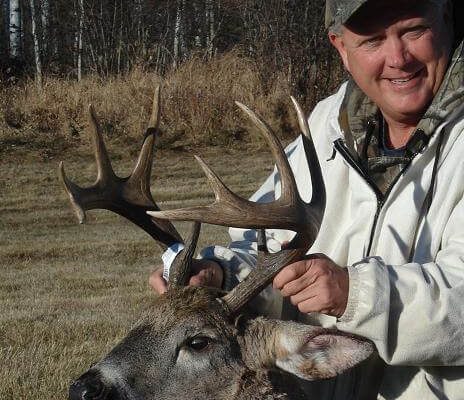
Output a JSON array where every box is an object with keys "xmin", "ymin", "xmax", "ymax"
[{"xmin": 1, "ymin": 0, "xmax": 344, "ymax": 100}]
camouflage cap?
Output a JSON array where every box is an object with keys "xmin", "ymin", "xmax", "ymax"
[{"xmin": 325, "ymin": 0, "xmax": 370, "ymax": 29}]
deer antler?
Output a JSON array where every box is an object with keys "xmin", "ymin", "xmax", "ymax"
[
  {"xmin": 149, "ymin": 98, "xmax": 325, "ymax": 315},
  {"xmin": 59, "ymin": 86, "xmax": 182, "ymax": 250},
  {"xmin": 168, "ymin": 221, "xmax": 201, "ymax": 287}
]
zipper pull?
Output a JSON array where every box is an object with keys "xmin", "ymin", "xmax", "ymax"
[{"xmin": 326, "ymin": 148, "xmax": 337, "ymax": 162}]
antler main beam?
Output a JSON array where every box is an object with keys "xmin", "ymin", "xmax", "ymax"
[
  {"xmin": 59, "ymin": 87, "xmax": 182, "ymax": 250},
  {"xmin": 149, "ymin": 100, "xmax": 324, "ymax": 245},
  {"xmin": 149, "ymin": 98, "xmax": 326, "ymax": 315}
]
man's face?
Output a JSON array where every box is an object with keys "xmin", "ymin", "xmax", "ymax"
[{"xmin": 329, "ymin": 1, "xmax": 453, "ymax": 125}]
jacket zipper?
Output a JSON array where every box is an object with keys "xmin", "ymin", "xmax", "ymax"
[{"xmin": 333, "ymin": 139, "xmax": 413, "ymax": 256}]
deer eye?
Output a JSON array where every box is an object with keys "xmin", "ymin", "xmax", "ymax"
[{"xmin": 187, "ymin": 336, "xmax": 211, "ymax": 351}]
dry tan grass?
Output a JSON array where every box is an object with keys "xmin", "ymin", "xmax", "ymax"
[
  {"xmin": 0, "ymin": 136, "xmax": 275, "ymax": 399},
  {"xmin": 0, "ymin": 49, "xmax": 309, "ymax": 397},
  {"xmin": 0, "ymin": 50, "xmax": 301, "ymax": 162}
]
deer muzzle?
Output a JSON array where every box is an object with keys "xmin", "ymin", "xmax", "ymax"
[{"xmin": 69, "ymin": 370, "xmax": 121, "ymax": 400}]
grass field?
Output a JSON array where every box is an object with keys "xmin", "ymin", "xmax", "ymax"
[{"xmin": 0, "ymin": 140, "xmax": 274, "ymax": 399}]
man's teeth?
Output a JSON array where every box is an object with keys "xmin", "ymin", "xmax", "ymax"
[
  {"xmin": 390, "ymin": 72, "xmax": 419, "ymax": 83},
  {"xmin": 391, "ymin": 77, "xmax": 412, "ymax": 83}
]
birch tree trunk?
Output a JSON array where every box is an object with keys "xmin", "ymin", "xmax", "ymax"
[
  {"xmin": 40, "ymin": 0, "xmax": 49, "ymax": 55},
  {"xmin": 192, "ymin": 0, "xmax": 202, "ymax": 48},
  {"xmin": 2, "ymin": 0, "xmax": 9, "ymax": 55},
  {"xmin": 173, "ymin": 1, "xmax": 181, "ymax": 68},
  {"xmin": 76, "ymin": 0, "xmax": 84, "ymax": 81},
  {"xmin": 173, "ymin": 0, "xmax": 185, "ymax": 68},
  {"xmin": 29, "ymin": 0, "xmax": 42, "ymax": 89},
  {"xmin": 135, "ymin": 0, "xmax": 142, "ymax": 45},
  {"xmin": 116, "ymin": 0, "xmax": 122, "ymax": 75},
  {"xmin": 180, "ymin": 0, "xmax": 186, "ymax": 57},
  {"xmin": 205, "ymin": 0, "xmax": 216, "ymax": 58},
  {"xmin": 9, "ymin": 0, "xmax": 21, "ymax": 59}
]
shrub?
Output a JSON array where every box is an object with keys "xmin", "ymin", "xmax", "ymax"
[{"xmin": 0, "ymin": 49, "xmax": 340, "ymax": 159}]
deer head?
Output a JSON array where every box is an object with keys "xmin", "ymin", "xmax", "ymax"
[{"xmin": 61, "ymin": 88, "xmax": 373, "ymax": 400}]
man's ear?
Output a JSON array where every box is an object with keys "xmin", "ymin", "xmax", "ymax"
[
  {"xmin": 273, "ymin": 321, "xmax": 374, "ymax": 380},
  {"xmin": 329, "ymin": 32, "xmax": 350, "ymax": 72}
]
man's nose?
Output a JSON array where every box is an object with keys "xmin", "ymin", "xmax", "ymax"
[
  {"xmin": 385, "ymin": 37, "xmax": 410, "ymax": 68},
  {"xmin": 69, "ymin": 370, "xmax": 118, "ymax": 400}
]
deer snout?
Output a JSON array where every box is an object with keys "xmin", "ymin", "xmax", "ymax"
[{"xmin": 69, "ymin": 370, "xmax": 119, "ymax": 400}]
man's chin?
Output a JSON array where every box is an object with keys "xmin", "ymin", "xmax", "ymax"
[{"xmin": 379, "ymin": 93, "xmax": 432, "ymax": 124}]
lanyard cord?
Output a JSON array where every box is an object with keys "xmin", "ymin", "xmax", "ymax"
[{"xmin": 407, "ymin": 129, "xmax": 446, "ymax": 262}]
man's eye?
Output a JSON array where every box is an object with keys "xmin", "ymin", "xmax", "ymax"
[
  {"xmin": 187, "ymin": 336, "xmax": 211, "ymax": 351},
  {"xmin": 405, "ymin": 26, "xmax": 427, "ymax": 38},
  {"xmin": 362, "ymin": 37, "xmax": 383, "ymax": 48}
]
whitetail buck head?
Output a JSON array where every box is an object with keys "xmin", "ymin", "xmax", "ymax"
[{"xmin": 61, "ymin": 88, "xmax": 373, "ymax": 400}]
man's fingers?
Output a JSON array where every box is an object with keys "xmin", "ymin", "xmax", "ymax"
[
  {"xmin": 273, "ymin": 260, "xmax": 311, "ymax": 289},
  {"xmin": 150, "ymin": 259, "xmax": 223, "ymax": 291},
  {"xmin": 294, "ymin": 296, "xmax": 327, "ymax": 314},
  {"xmin": 189, "ymin": 268, "xmax": 212, "ymax": 286},
  {"xmin": 190, "ymin": 259, "xmax": 224, "ymax": 288},
  {"xmin": 149, "ymin": 268, "xmax": 168, "ymax": 294},
  {"xmin": 280, "ymin": 270, "xmax": 320, "ymax": 296},
  {"xmin": 288, "ymin": 285, "xmax": 317, "ymax": 307},
  {"xmin": 189, "ymin": 275, "xmax": 202, "ymax": 286}
]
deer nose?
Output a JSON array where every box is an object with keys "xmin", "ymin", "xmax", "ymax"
[{"xmin": 69, "ymin": 370, "xmax": 113, "ymax": 400}]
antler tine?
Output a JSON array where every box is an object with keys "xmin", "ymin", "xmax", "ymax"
[
  {"xmin": 290, "ymin": 96, "xmax": 310, "ymax": 138},
  {"xmin": 59, "ymin": 161, "xmax": 87, "ymax": 223},
  {"xmin": 59, "ymin": 91, "xmax": 182, "ymax": 250},
  {"xmin": 169, "ymin": 222, "xmax": 201, "ymax": 288},
  {"xmin": 128, "ymin": 87, "xmax": 161, "ymax": 187},
  {"xmin": 235, "ymin": 101, "xmax": 299, "ymax": 205},
  {"xmin": 194, "ymin": 155, "xmax": 236, "ymax": 201},
  {"xmin": 126, "ymin": 131, "xmax": 156, "ymax": 197},
  {"xmin": 88, "ymin": 104, "xmax": 117, "ymax": 184},
  {"xmin": 291, "ymin": 96, "xmax": 325, "ymax": 210},
  {"xmin": 149, "ymin": 85, "xmax": 161, "ymax": 128},
  {"xmin": 148, "ymin": 153, "xmax": 270, "ymax": 227},
  {"xmin": 148, "ymin": 102, "xmax": 315, "ymax": 234}
]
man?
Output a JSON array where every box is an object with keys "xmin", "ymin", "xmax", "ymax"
[{"xmin": 151, "ymin": 0, "xmax": 464, "ymax": 398}]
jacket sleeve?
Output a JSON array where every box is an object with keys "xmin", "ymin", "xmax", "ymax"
[{"xmin": 337, "ymin": 192, "xmax": 464, "ymax": 366}]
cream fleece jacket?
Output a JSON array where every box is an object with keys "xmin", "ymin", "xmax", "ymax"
[{"xmin": 198, "ymin": 82, "xmax": 464, "ymax": 399}]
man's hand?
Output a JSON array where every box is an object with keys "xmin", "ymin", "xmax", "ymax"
[
  {"xmin": 149, "ymin": 259, "xmax": 224, "ymax": 294},
  {"xmin": 273, "ymin": 254, "xmax": 349, "ymax": 318}
]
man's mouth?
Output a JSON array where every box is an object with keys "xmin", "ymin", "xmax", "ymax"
[{"xmin": 388, "ymin": 69, "xmax": 423, "ymax": 84}]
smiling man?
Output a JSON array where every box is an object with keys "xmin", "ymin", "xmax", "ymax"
[
  {"xmin": 329, "ymin": 0, "xmax": 453, "ymax": 148},
  {"xmin": 152, "ymin": 0, "xmax": 464, "ymax": 398}
]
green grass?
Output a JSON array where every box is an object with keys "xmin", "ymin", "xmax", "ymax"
[{"xmin": 0, "ymin": 142, "xmax": 274, "ymax": 399}]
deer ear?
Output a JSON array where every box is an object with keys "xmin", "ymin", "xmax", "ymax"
[{"xmin": 274, "ymin": 323, "xmax": 374, "ymax": 380}]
